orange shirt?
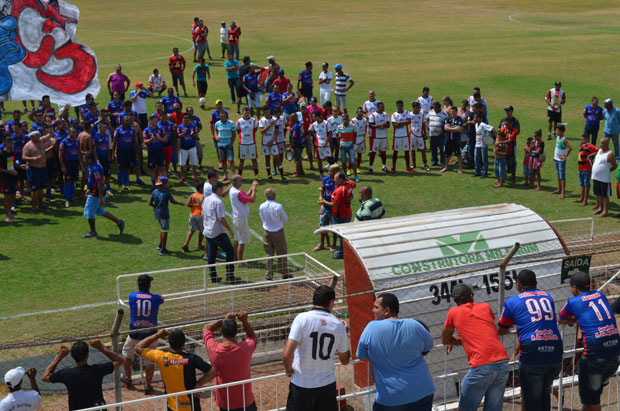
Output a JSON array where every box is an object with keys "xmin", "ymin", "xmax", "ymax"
[
  {"xmin": 189, "ymin": 192, "xmax": 204, "ymax": 216},
  {"xmin": 444, "ymin": 302, "xmax": 508, "ymax": 368}
]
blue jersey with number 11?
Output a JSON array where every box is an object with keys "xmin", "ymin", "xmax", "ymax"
[
  {"xmin": 128, "ymin": 291, "xmax": 164, "ymax": 339},
  {"xmin": 498, "ymin": 289, "xmax": 562, "ymax": 363},
  {"xmin": 560, "ymin": 291, "xmax": 620, "ymax": 359}
]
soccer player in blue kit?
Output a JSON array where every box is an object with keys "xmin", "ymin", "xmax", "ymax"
[
  {"xmin": 121, "ymin": 274, "xmax": 164, "ymax": 394},
  {"xmin": 497, "ymin": 270, "xmax": 562, "ymax": 411},
  {"xmin": 559, "ymin": 271, "xmax": 620, "ymax": 411},
  {"xmin": 112, "ymin": 116, "xmax": 138, "ymax": 191},
  {"xmin": 58, "ymin": 127, "xmax": 80, "ymax": 208}
]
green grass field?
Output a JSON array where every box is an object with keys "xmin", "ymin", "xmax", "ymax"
[{"xmin": 2, "ymin": 0, "xmax": 620, "ymax": 334}]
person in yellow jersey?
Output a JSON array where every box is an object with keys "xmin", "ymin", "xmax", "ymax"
[{"xmin": 135, "ymin": 329, "xmax": 216, "ymax": 410}]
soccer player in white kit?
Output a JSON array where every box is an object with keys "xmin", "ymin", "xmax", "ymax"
[
  {"xmin": 368, "ymin": 101, "xmax": 390, "ymax": 173},
  {"xmin": 235, "ymin": 107, "xmax": 259, "ymax": 178},
  {"xmin": 417, "ymin": 87, "xmax": 434, "ymax": 115},
  {"xmin": 351, "ymin": 107, "xmax": 367, "ymax": 169},
  {"xmin": 274, "ymin": 106, "xmax": 288, "ymax": 170},
  {"xmin": 410, "ymin": 101, "xmax": 430, "ymax": 171},
  {"xmin": 362, "ymin": 90, "xmax": 380, "ymax": 136},
  {"xmin": 310, "ymin": 111, "xmax": 332, "ymax": 178},
  {"xmin": 391, "ymin": 100, "xmax": 412, "ymax": 173},
  {"xmin": 283, "ymin": 285, "xmax": 350, "ymax": 411},
  {"xmin": 259, "ymin": 106, "xmax": 285, "ymax": 180},
  {"xmin": 327, "ymin": 108, "xmax": 343, "ymax": 163}
]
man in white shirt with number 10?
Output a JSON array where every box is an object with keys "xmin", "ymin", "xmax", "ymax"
[{"xmin": 282, "ymin": 285, "xmax": 350, "ymax": 411}]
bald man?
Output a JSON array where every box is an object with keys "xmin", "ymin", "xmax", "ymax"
[
  {"xmin": 259, "ymin": 188, "xmax": 290, "ymax": 280},
  {"xmin": 355, "ymin": 186, "xmax": 385, "ymax": 221},
  {"xmin": 22, "ymin": 131, "xmax": 54, "ymax": 212}
]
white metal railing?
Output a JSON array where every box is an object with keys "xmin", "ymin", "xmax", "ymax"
[{"xmin": 79, "ymin": 359, "xmax": 375, "ymax": 411}]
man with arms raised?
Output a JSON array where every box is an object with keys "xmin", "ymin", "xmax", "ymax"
[
  {"xmin": 136, "ymin": 329, "xmax": 216, "ymax": 411},
  {"xmin": 559, "ymin": 271, "xmax": 620, "ymax": 411},
  {"xmin": 1, "ymin": 367, "xmax": 41, "ymax": 411},
  {"xmin": 357, "ymin": 293, "xmax": 434, "ymax": 410},
  {"xmin": 498, "ymin": 270, "xmax": 562, "ymax": 411},
  {"xmin": 204, "ymin": 311, "xmax": 258, "ymax": 411},
  {"xmin": 283, "ymin": 285, "xmax": 350, "ymax": 411}
]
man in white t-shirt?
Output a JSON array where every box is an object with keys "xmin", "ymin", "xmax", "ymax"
[
  {"xmin": 283, "ymin": 285, "xmax": 350, "ymax": 411},
  {"xmin": 310, "ymin": 111, "xmax": 332, "ymax": 178},
  {"xmin": 391, "ymin": 100, "xmax": 412, "ymax": 173},
  {"xmin": 229, "ymin": 175, "xmax": 258, "ymax": 261},
  {"xmin": 368, "ymin": 101, "xmax": 390, "ymax": 173},
  {"xmin": 474, "ymin": 112, "xmax": 495, "ymax": 178},
  {"xmin": 318, "ymin": 62, "xmax": 332, "ymax": 105},
  {"xmin": 129, "ymin": 82, "xmax": 153, "ymax": 130},
  {"xmin": 1, "ymin": 367, "xmax": 41, "ymax": 411},
  {"xmin": 219, "ymin": 21, "xmax": 229, "ymax": 59},
  {"xmin": 148, "ymin": 69, "xmax": 166, "ymax": 97},
  {"xmin": 202, "ymin": 181, "xmax": 239, "ymax": 283},
  {"xmin": 236, "ymin": 107, "xmax": 260, "ymax": 178}
]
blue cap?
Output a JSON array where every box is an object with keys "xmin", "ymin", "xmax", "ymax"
[
  {"xmin": 334, "ymin": 63, "xmax": 342, "ymax": 69},
  {"xmin": 156, "ymin": 176, "xmax": 169, "ymax": 185},
  {"xmin": 278, "ymin": 69, "xmax": 284, "ymax": 74}
]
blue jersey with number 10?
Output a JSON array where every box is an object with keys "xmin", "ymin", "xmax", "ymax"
[
  {"xmin": 560, "ymin": 290, "xmax": 620, "ymax": 359},
  {"xmin": 498, "ymin": 289, "xmax": 562, "ymax": 363},
  {"xmin": 128, "ymin": 291, "xmax": 164, "ymax": 339}
]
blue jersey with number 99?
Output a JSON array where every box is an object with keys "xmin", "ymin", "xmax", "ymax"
[
  {"xmin": 498, "ymin": 289, "xmax": 562, "ymax": 363},
  {"xmin": 128, "ymin": 291, "xmax": 164, "ymax": 339}
]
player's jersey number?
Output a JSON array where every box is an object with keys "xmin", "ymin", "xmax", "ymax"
[{"xmin": 309, "ymin": 332, "xmax": 335, "ymax": 360}]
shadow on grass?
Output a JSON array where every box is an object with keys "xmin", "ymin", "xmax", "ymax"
[
  {"xmin": 97, "ymin": 233, "xmax": 143, "ymax": 244},
  {"xmin": 0, "ymin": 254, "xmax": 9, "ymax": 261},
  {"xmin": 7, "ymin": 217, "xmax": 58, "ymax": 227}
]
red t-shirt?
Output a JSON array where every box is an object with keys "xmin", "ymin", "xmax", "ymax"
[
  {"xmin": 444, "ymin": 303, "xmax": 508, "ymax": 368},
  {"xmin": 195, "ymin": 26, "xmax": 208, "ymax": 43},
  {"xmin": 331, "ymin": 180, "xmax": 356, "ymax": 219},
  {"xmin": 578, "ymin": 143, "xmax": 598, "ymax": 172},
  {"xmin": 169, "ymin": 55, "xmax": 186, "ymax": 74},
  {"xmin": 171, "ymin": 111, "xmax": 183, "ymax": 126},
  {"xmin": 499, "ymin": 126, "xmax": 518, "ymax": 156},
  {"xmin": 228, "ymin": 27, "xmax": 241, "ymax": 46},
  {"xmin": 204, "ymin": 330, "xmax": 257, "ymax": 409},
  {"xmin": 272, "ymin": 77, "xmax": 290, "ymax": 94}
]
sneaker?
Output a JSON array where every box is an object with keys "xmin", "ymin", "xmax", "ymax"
[
  {"xmin": 159, "ymin": 249, "xmax": 171, "ymax": 256},
  {"xmin": 281, "ymin": 175, "xmax": 287, "ymax": 181},
  {"xmin": 536, "ymin": 185, "xmax": 542, "ymax": 191},
  {"xmin": 82, "ymin": 232, "xmax": 98, "ymax": 239},
  {"xmin": 120, "ymin": 376, "xmax": 134, "ymax": 389},
  {"xmin": 216, "ymin": 253, "xmax": 226, "ymax": 259},
  {"xmin": 354, "ymin": 175, "xmax": 360, "ymax": 182},
  {"xmin": 390, "ymin": 167, "xmax": 396, "ymax": 173},
  {"xmin": 179, "ymin": 177, "xmax": 186, "ymax": 184},
  {"xmin": 106, "ymin": 190, "xmax": 114, "ymax": 197},
  {"xmin": 231, "ymin": 100, "xmax": 236, "ymax": 104},
  {"xmin": 272, "ymin": 169, "xmax": 277, "ymax": 176},
  {"xmin": 268, "ymin": 175, "xmax": 273, "ymax": 180},
  {"xmin": 264, "ymin": 276, "xmax": 273, "ymax": 281},
  {"xmin": 123, "ymin": 186, "xmax": 131, "ymax": 191},
  {"xmin": 65, "ymin": 200, "xmax": 70, "ymax": 208},
  {"xmin": 382, "ymin": 165, "xmax": 388, "ymax": 173},
  {"xmin": 406, "ymin": 167, "xmax": 414, "ymax": 172},
  {"xmin": 136, "ymin": 178, "xmax": 146, "ymax": 186},
  {"xmin": 226, "ymin": 276, "xmax": 242, "ymax": 284},
  {"xmin": 117, "ymin": 219, "xmax": 125, "ymax": 234},
  {"xmin": 144, "ymin": 386, "xmax": 155, "ymax": 395},
  {"xmin": 368, "ymin": 167, "xmax": 374, "ymax": 173},
  {"xmin": 211, "ymin": 277, "xmax": 223, "ymax": 283},
  {"xmin": 282, "ymin": 274, "xmax": 293, "ymax": 280},
  {"xmin": 156, "ymin": 244, "xmax": 162, "ymax": 250},
  {"xmin": 331, "ymin": 253, "xmax": 343, "ymax": 259}
]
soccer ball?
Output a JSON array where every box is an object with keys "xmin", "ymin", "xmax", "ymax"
[{"xmin": 199, "ymin": 97, "xmax": 206, "ymax": 106}]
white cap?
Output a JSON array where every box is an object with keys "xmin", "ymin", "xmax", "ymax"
[
  {"xmin": 4, "ymin": 367, "xmax": 25, "ymax": 388},
  {"xmin": 267, "ymin": 55, "xmax": 275, "ymax": 60},
  {"xmin": 28, "ymin": 131, "xmax": 41, "ymax": 138},
  {"xmin": 604, "ymin": 98, "xmax": 613, "ymax": 104}
]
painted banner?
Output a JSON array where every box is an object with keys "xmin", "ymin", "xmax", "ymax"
[{"xmin": 0, "ymin": 0, "xmax": 99, "ymax": 105}]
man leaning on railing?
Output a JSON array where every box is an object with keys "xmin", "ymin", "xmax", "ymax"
[
  {"xmin": 134, "ymin": 329, "xmax": 216, "ymax": 411},
  {"xmin": 203, "ymin": 311, "xmax": 258, "ymax": 411}
]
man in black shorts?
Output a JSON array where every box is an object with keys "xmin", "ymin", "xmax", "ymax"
[
  {"xmin": 442, "ymin": 106, "xmax": 464, "ymax": 173},
  {"xmin": 0, "ymin": 137, "xmax": 20, "ymax": 222},
  {"xmin": 545, "ymin": 81, "xmax": 566, "ymax": 140},
  {"xmin": 237, "ymin": 56, "xmax": 252, "ymax": 114}
]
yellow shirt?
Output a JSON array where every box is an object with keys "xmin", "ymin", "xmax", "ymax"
[{"xmin": 141, "ymin": 348, "xmax": 212, "ymax": 410}]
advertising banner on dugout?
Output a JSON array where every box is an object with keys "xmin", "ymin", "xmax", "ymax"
[{"xmin": 0, "ymin": 0, "xmax": 99, "ymax": 105}]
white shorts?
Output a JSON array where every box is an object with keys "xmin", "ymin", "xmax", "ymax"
[
  {"xmin": 354, "ymin": 141, "xmax": 366, "ymax": 154},
  {"xmin": 232, "ymin": 216, "xmax": 251, "ymax": 244},
  {"xmin": 248, "ymin": 93, "xmax": 262, "ymax": 108},
  {"xmin": 261, "ymin": 144, "xmax": 279, "ymax": 156},
  {"xmin": 179, "ymin": 147, "xmax": 198, "ymax": 166},
  {"xmin": 393, "ymin": 136, "xmax": 410, "ymax": 151},
  {"xmin": 316, "ymin": 145, "xmax": 332, "ymax": 160},
  {"xmin": 412, "ymin": 136, "xmax": 426, "ymax": 151},
  {"xmin": 151, "ymin": 85, "xmax": 165, "ymax": 94},
  {"xmin": 122, "ymin": 336, "xmax": 158, "ymax": 361},
  {"xmin": 320, "ymin": 90, "xmax": 331, "ymax": 106},
  {"xmin": 239, "ymin": 144, "xmax": 257, "ymax": 159},
  {"xmin": 277, "ymin": 142, "xmax": 286, "ymax": 153},
  {"xmin": 370, "ymin": 137, "xmax": 388, "ymax": 153}
]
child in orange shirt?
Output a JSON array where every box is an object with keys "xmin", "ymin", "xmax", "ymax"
[{"xmin": 182, "ymin": 181, "xmax": 205, "ymax": 252}]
